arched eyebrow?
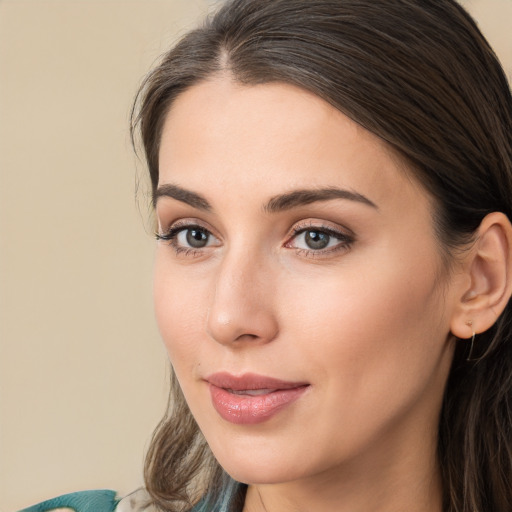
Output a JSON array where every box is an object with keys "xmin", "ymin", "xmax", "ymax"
[
  {"xmin": 154, "ymin": 184, "xmax": 377, "ymax": 211},
  {"xmin": 154, "ymin": 184, "xmax": 211, "ymax": 210},
  {"xmin": 264, "ymin": 187, "xmax": 377, "ymax": 212}
]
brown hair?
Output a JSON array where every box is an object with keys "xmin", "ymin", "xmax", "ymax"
[{"xmin": 131, "ymin": 1, "xmax": 512, "ymax": 511}]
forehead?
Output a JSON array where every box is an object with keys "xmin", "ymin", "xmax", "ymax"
[{"xmin": 158, "ymin": 77, "xmax": 425, "ymax": 210}]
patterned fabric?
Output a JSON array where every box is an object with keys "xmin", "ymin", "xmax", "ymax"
[
  {"xmin": 17, "ymin": 489, "xmax": 156, "ymax": 512},
  {"xmin": 17, "ymin": 490, "xmax": 118, "ymax": 512}
]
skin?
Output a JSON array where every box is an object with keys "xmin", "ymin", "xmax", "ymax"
[{"xmin": 153, "ymin": 77, "xmax": 465, "ymax": 512}]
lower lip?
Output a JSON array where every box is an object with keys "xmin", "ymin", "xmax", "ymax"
[{"xmin": 208, "ymin": 384, "xmax": 309, "ymax": 425}]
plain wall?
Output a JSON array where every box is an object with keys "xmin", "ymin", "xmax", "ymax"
[
  {"xmin": 0, "ymin": 2, "xmax": 213, "ymax": 510},
  {"xmin": 0, "ymin": 1, "xmax": 510, "ymax": 511}
]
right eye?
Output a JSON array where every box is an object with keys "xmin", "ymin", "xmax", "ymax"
[
  {"xmin": 156, "ymin": 224, "xmax": 220, "ymax": 254},
  {"xmin": 177, "ymin": 227, "xmax": 211, "ymax": 248}
]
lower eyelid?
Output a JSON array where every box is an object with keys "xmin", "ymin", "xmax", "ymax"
[
  {"xmin": 174, "ymin": 247, "xmax": 206, "ymax": 257},
  {"xmin": 294, "ymin": 240, "xmax": 353, "ymax": 259}
]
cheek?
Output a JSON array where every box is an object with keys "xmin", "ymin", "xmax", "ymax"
[
  {"xmin": 153, "ymin": 253, "xmax": 208, "ymax": 365},
  {"xmin": 288, "ymin": 259, "xmax": 439, "ymax": 336},
  {"xmin": 281, "ymin": 249, "xmax": 446, "ymax": 392},
  {"xmin": 270, "ymin": 257, "xmax": 449, "ymax": 456}
]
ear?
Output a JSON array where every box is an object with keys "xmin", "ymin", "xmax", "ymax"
[{"xmin": 450, "ymin": 212, "xmax": 512, "ymax": 340}]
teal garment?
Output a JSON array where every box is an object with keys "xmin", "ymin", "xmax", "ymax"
[
  {"xmin": 18, "ymin": 490, "xmax": 119, "ymax": 512},
  {"xmin": 16, "ymin": 482, "xmax": 243, "ymax": 512}
]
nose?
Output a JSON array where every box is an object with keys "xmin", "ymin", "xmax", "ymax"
[{"xmin": 206, "ymin": 249, "xmax": 279, "ymax": 346}]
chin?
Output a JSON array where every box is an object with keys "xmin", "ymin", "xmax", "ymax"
[
  {"xmin": 220, "ymin": 461, "xmax": 300, "ymax": 486},
  {"xmin": 207, "ymin": 440, "xmax": 308, "ymax": 485}
]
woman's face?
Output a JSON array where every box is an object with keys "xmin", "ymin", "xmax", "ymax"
[{"xmin": 154, "ymin": 78, "xmax": 458, "ymax": 485}]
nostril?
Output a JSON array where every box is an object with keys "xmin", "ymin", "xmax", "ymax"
[
  {"xmin": 234, "ymin": 333, "xmax": 260, "ymax": 342},
  {"xmin": 206, "ymin": 305, "xmax": 279, "ymax": 347}
]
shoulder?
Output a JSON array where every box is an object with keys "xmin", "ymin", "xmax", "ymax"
[{"xmin": 17, "ymin": 489, "xmax": 158, "ymax": 512}]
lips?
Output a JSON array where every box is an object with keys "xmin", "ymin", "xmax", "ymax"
[{"xmin": 205, "ymin": 372, "xmax": 309, "ymax": 425}]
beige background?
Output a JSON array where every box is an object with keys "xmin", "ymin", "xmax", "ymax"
[{"xmin": 0, "ymin": 1, "xmax": 510, "ymax": 511}]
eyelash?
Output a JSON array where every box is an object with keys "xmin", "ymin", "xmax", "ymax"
[
  {"xmin": 155, "ymin": 221, "xmax": 355, "ymax": 258},
  {"xmin": 155, "ymin": 222, "xmax": 214, "ymax": 257},
  {"xmin": 286, "ymin": 222, "xmax": 355, "ymax": 258}
]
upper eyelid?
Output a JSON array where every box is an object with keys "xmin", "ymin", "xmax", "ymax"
[
  {"xmin": 290, "ymin": 220, "xmax": 355, "ymax": 238},
  {"xmin": 158, "ymin": 218, "xmax": 217, "ymax": 235},
  {"xmin": 292, "ymin": 225, "xmax": 347, "ymax": 237},
  {"xmin": 162, "ymin": 224, "xmax": 218, "ymax": 243}
]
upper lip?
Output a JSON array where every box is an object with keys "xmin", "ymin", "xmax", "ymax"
[{"xmin": 205, "ymin": 372, "xmax": 309, "ymax": 391}]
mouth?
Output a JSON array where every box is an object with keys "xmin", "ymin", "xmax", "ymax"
[
  {"xmin": 205, "ymin": 372, "xmax": 310, "ymax": 425},
  {"xmin": 228, "ymin": 388, "xmax": 279, "ymax": 396}
]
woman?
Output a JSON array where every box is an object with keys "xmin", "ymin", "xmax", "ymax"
[{"xmin": 20, "ymin": 0, "xmax": 512, "ymax": 511}]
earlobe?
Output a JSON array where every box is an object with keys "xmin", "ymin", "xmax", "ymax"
[{"xmin": 450, "ymin": 212, "xmax": 512, "ymax": 340}]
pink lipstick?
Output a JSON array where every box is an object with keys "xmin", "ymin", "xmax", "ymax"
[{"xmin": 206, "ymin": 372, "xmax": 309, "ymax": 425}]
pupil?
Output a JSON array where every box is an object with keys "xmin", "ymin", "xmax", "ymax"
[
  {"xmin": 186, "ymin": 229, "xmax": 208, "ymax": 248},
  {"xmin": 305, "ymin": 230, "xmax": 329, "ymax": 249}
]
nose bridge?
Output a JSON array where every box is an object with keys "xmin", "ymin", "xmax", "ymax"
[{"xmin": 206, "ymin": 243, "xmax": 278, "ymax": 346}]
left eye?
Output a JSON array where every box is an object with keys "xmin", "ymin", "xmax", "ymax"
[{"xmin": 289, "ymin": 228, "xmax": 350, "ymax": 251}]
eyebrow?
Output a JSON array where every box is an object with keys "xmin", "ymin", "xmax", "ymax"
[
  {"xmin": 264, "ymin": 187, "xmax": 377, "ymax": 213},
  {"xmin": 154, "ymin": 183, "xmax": 211, "ymax": 210},
  {"xmin": 154, "ymin": 183, "xmax": 377, "ymax": 212}
]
